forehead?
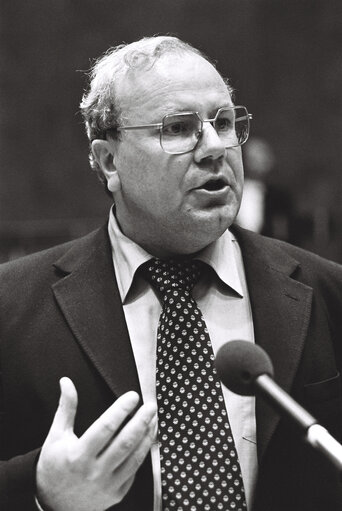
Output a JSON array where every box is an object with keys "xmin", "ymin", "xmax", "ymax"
[{"xmin": 117, "ymin": 53, "xmax": 232, "ymax": 121}]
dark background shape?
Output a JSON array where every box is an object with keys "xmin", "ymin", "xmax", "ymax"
[{"xmin": 1, "ymin": 0, "xmax": 341, "ymax": 261}]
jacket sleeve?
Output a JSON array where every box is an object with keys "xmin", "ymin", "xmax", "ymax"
[
  {"xmin": 0, "ymin": 449, "xmax": 41, "ymax": 510},
  {"xmin": 0, "ymin": 360, "xmax": 41, "ymax": 509}
]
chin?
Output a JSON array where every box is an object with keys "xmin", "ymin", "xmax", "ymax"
[
  {"xmin": 198, "ymin": 206, "xmax": 235, "ymax": 234},
  {"xmin": 156, "ymin": 206, "xmax": 237, "ymax": 256},
  {"xmin": 174, "ymin": 219, "xmax": 231, "ymax": 255}
]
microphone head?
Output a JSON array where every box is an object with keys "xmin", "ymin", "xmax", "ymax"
[{"xmin": 215, "ymin": 340, "xmax": 274, "ymax": 396}]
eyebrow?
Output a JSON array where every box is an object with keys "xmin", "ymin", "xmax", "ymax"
[
  {"xmin": 117, "ymin": 100, "xmax": 236, "ymax": 130},
  {"xmin": 151, "ymin": 103, "xmax": 236, "ymax": 122},
  {"xmin": 116, "ymin": 106, "xmax": 239, "ymax": 132}
]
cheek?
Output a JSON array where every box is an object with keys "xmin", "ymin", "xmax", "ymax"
[
  {"xmin": 116, "ymin": 146, "xmax": 150, "ymax": 190},
  {"xmin": 228, "ymin": 152, "xmax": 244, "ymax": 189},
  {"xmin": 120, "ymin": 148, "xmax": 187, "ymax": 201},
  {"xmin": 115, "ymin": 134, "xmax": 194, "ymax": 211}
]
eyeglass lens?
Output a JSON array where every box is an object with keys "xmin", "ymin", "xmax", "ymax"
[{"xmin": 161, "ymin": 107, "xmax": 249, "ymax": 154}]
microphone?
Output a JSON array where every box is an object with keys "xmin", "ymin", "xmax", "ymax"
[{"xmin": 215, "ymin": 340, "xmax": 342, "ymax": 472}]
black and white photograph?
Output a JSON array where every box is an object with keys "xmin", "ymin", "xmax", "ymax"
[{"xmin": 1, "ymin": 1, "xmax": 342, "ymax": 510}]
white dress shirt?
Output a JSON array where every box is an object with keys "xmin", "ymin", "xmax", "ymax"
[{"xmin": 108, "ymin": 208, "xmax": 258, "ymax": 510}]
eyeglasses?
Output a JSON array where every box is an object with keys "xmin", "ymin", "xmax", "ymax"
[{"xmin": 115, "ymin": 106, "xmax": 253, "ymax": 155}]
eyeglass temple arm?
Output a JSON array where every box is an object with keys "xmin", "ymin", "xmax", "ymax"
[{"xmin": 235, "ymin": 114, "xmax": 253, "ymax": 122}]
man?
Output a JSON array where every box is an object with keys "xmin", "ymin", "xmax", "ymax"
[{"xmin": 0, "ymin": 35, "xmax": 342, "ymax": 511}]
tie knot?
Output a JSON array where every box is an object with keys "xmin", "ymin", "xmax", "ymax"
[{"xmin": 142, "ymin": 258, "xmax": 203, "ymax": 296}]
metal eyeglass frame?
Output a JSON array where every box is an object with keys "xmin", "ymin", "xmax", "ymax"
[{"xmin": 115, "ymin": 105, "xmax": 253, "ymax": 155}]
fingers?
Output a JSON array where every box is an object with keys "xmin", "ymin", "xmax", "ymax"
[
  {"xmin": 38, "ymin": 387, "xmax": 157, "ymax": 510},
  {"xmin": 100, "ymin": 401, "xmax": 157, "ymax": 470},
  {"xmin": 78, "ymin": 391, "xmax": 141, "ymax": 456},
  {"xmin": 111, "ymin": 445, "xmax": 151, "ymax": 504},
  {"xmin": 115, "ymin": 473, "xmax": 136, "ymax": 503},
  {"xmin": 48, "ymin": 377, "xmax": 78, "ymax": 438},
  {"xmin": 111, "ymin": 414, "xmax": 157, "ymax": 482},
  {"xmin": 99, "ymin": 409, "xmax": 157, "ymax": 497}
]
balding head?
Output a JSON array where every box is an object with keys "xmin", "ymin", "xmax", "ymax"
[{"xmin": 80, "ymin": 35, "xmax": 233, "ymax": 183}]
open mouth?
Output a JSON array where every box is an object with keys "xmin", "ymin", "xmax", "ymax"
[{"xmin": 200, "ymin": 178, "xmax": 227, "ymax": 192}]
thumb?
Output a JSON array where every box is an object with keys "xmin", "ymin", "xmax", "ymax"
[{"xmin": 48, "ymin": 377, "xmax": 78, "ymax": 438}]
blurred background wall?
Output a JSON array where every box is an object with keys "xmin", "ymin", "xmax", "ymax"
[{"xmin": 1, "ymin": 0, "xmax": 341, "ymax": 262}]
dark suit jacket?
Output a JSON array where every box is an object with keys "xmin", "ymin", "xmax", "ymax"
[{"xmin": 0, "ymin": 225, "xmax": 342, "ymax": 511}]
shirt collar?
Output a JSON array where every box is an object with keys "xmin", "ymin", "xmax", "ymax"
[
  {"xmin": 197, "ymin": 229, "xmax": 244, "ymax": 297},
  {"xmin": 108, "ymin": 207, "xmax": 244, "ymax": 302},
  {"xmin": 108, "ymin": 207, "xmax": 152, "ymax": 302}
]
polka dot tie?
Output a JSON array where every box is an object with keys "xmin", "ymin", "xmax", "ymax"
[{"xmin": 142, "ymin": 258, "xmax": 247, "ymax": 511}]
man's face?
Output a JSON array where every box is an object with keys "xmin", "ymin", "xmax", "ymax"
[{"xmin": 109, "ymin": 52, "xmax": 244, "ymax": 257}]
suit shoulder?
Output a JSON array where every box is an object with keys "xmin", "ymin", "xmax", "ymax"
[
  {"xmin": 262, "ymin": 237, "xmax": 342, "ymax": 304},
  {"xmin": 233, "ymin": 225, "xmax": 342, "ymax": 283},
  {"xmin": 0, "ymin": 227, "xmax": 106, "ymax": 293},
  {"xmin": 0, "ymin": 239, "xmax": 73, "ymax": 285},
  {"xmin": 0, "ymin": 239, "xmax": 73, "ymax": 271},
  {"xmin": 269, "ymin": 237, "xmax": 342, "ymax": 277}
]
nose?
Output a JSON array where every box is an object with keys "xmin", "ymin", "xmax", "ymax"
[{"xmin": 193, "ymin": 122, "xmax": 225, "ymax": 162}]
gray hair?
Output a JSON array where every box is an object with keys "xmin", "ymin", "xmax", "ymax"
[{"xmin": 80, "ymin": 35, "xmax": 233, "ymax": 183}]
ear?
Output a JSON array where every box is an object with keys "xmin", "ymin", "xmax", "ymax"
[{"xmin": 91, "ymin": 139, "xmax": 121, "ymax": 193}]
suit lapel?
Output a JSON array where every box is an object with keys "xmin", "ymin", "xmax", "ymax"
[
  {"xmin": 233, "ymin": 226, "xmax": 313, "ymax": 462},
  {"xmin": 52, "ymin": 226, "xmax": 140, "ymax": 399}
]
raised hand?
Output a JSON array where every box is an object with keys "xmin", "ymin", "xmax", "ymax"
[{"xmin": 36, "ymin": 377, "xmax": 157, "ymax": 511}]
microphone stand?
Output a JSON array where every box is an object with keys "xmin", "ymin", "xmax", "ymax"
[{"xmin": 256, "ymin": 374, "xmax": 342, "ymax": 472}]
